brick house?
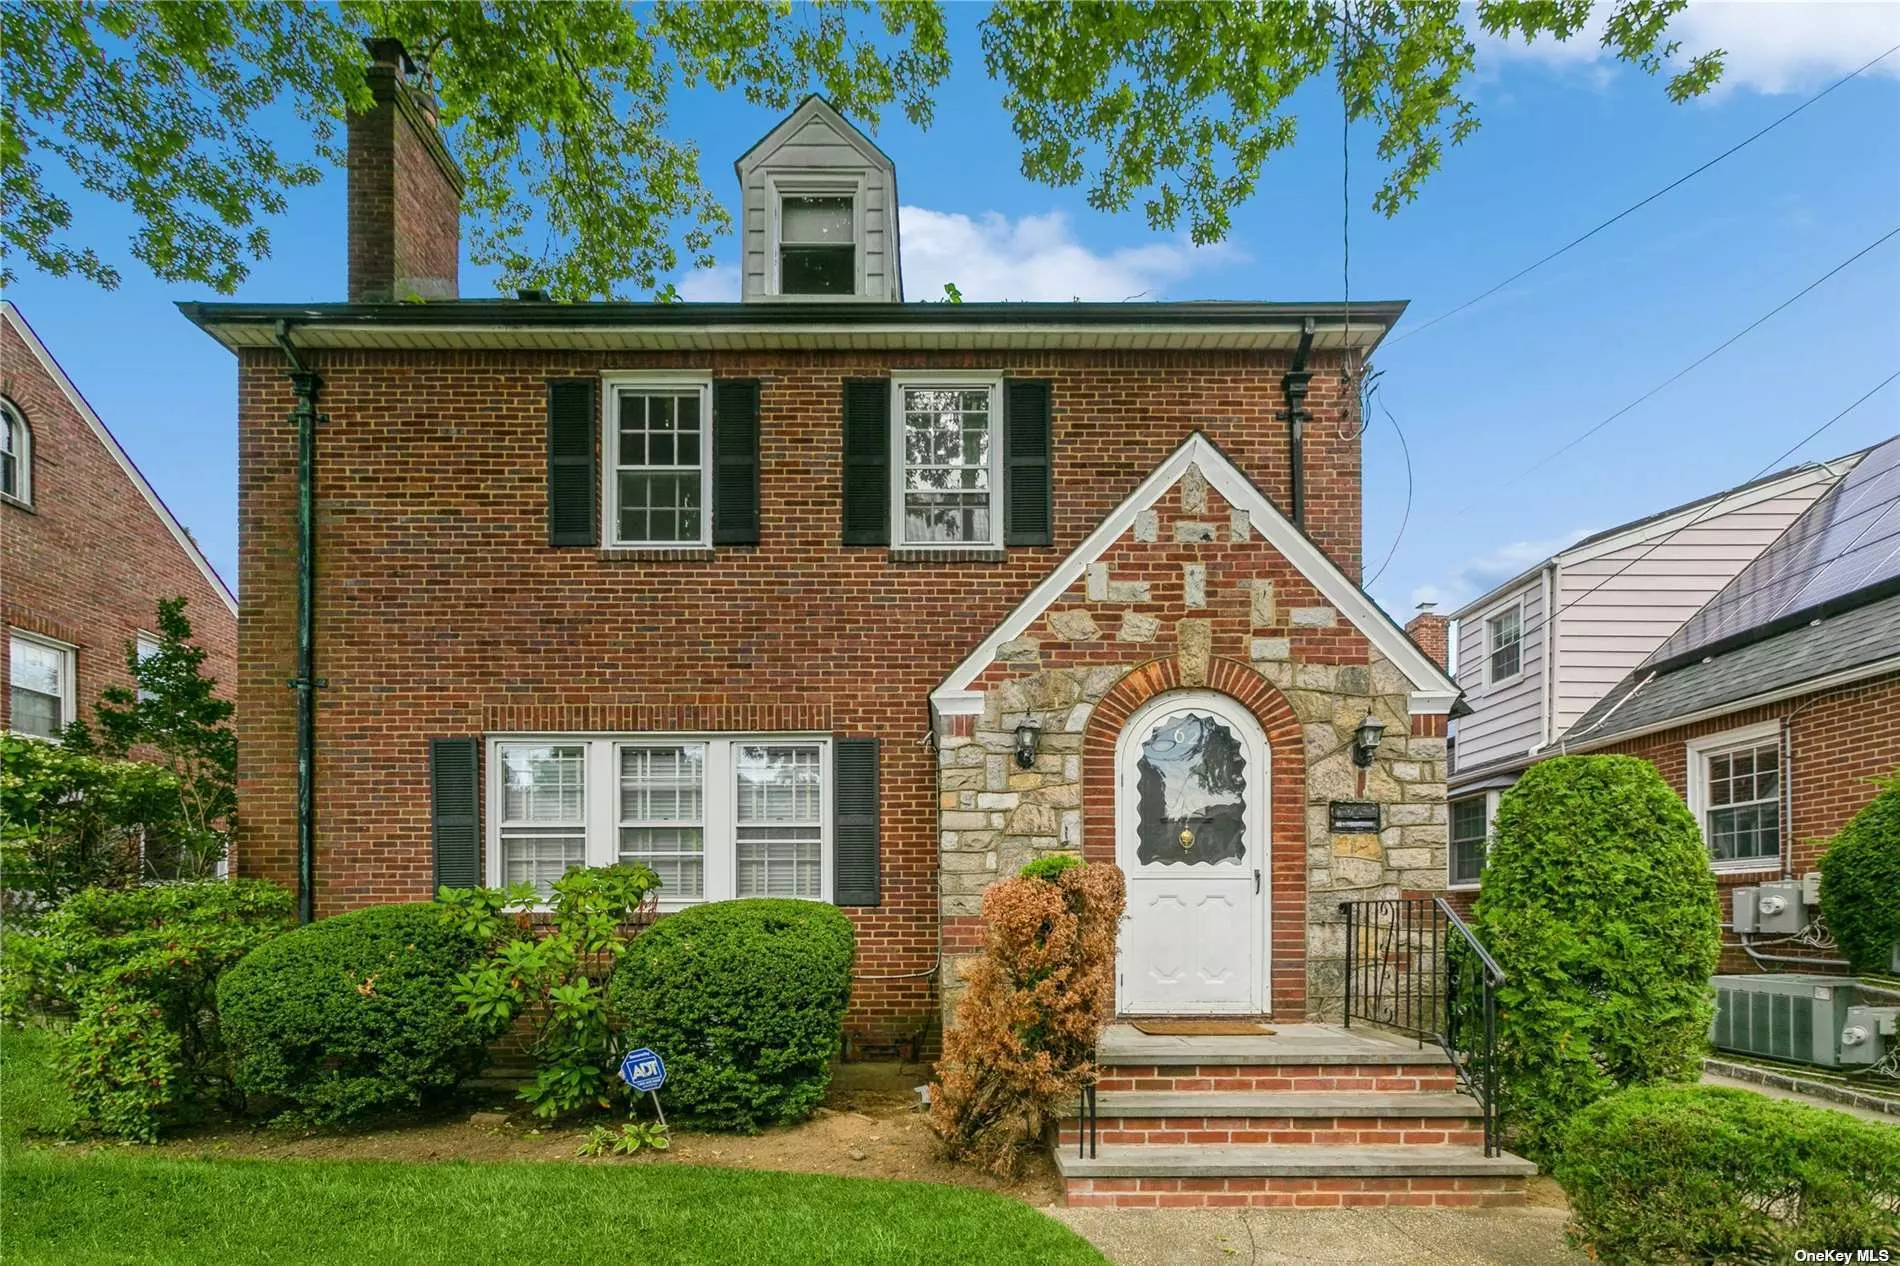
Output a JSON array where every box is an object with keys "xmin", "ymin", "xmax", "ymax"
[
  {"xmin": 181, "ymin": 68, "xmax": 1462, "ymax": 1033},
  {"xmin": 2, "ymin": 301, "xmax": 237, "ymax": 753}
]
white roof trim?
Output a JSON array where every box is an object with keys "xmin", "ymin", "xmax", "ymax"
[
  {"xmin": 737, "ymin": 95, "xmax": 895, "ymax": 176},
  {"xmin": 931, "ymin": 432, "xmax": 1457, "ymax": 709},
  {"xmin": 1, "ymin": 302, "xmax": 237, "ymax": 615}
]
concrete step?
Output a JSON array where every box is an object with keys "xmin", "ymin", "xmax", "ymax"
[
  {"xmin": 1099, "ymin": 1023, "xmax": 1451, "ymax": 1068},
  {"xmin": 1056, "ymin": 1143, "xmax": 1536, "ymax": 1208}
]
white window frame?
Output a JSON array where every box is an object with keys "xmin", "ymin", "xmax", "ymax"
[
  {"xmin": 135, "ymin": 631, "xmax": 161, "ymax": 702},
  {"xmin": 484, "ymin": 734, "xmax": 833, "ymax": 909},
  {"xmin": 1686, "ymin": 720, "xmax": 1785, "ymax": 874},
  {"xmin": 1, "ymin": 399, "xmax": 30, "ymax": 507},
  {"xmin": 1447, "ymin": 790, "xmax": 1499, "ymax": 891},
  {"xmin": 891, "ymin": 372, "xmax": 1005, "ymax": 551},
  {"xmin": 9, "ymin": 629, "xmax": 76, "ymax": 740},
  {"xmin": 1480, "ymin": 596, "xmax": 1526, "ymax": 688},
  {"xmin": 600, "ymin": 374, "xmax": 714, "ymax": 550},
  {"xmin": 766, "ymin": 171, "xmax": 865, "ymax": 299}
]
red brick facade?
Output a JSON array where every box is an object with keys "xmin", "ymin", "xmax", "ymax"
[
  {"xmin": 1, "ymin": 308, "xmax": 236, "ymax": 736},
  {"xmin": 346, "ymin": 43, "xmax": 462, "ymax": 303},
  {"xmin": 1593, "ymin": 671, "xmax": 1900, "ymax": 968},
  {"xmin": 231, "ymin": 344, "xmax": 1393, "ymax": 1039}
]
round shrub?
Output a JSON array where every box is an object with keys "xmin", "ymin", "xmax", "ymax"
[
  {"xmin": 1017, "ymin": 853, "xmax": 1082, "ymax": 882},
  {"xmin": 1819, "ymin": 775, "xmax": 1900, "ymax": 975},
  {"xmin": 217, "ymin": 903, "xmax": 491, "ymax": 1124},
  {"xmin": 608, "ymin": 898, "xmax": 854, "ymax": 1132},
  {"xmin": 1556, "ymin": 1084, "xmax": 1900, "ymax": 1262},
  {"xmin": 1473, "ymin": 755, "xmax": 1721, "ymax": 1160}
]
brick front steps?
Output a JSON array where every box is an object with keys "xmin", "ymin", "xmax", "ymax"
[{"xmin": 1058, "ymin": 1024, "xmax": 1536, "ymax": 1208}]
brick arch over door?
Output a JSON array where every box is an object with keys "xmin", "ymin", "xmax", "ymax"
[{"xmin": 1082, "ymin": 657, "xmax": 1311, "ymax": 1020}]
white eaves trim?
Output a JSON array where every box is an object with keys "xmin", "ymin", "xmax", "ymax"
[
  {"xmin": 931, "ymin": 431, "xmax": 1459, "ymax": 715},
  {"xmin": 1, "ymin": 302, "xmax": 237, "ymax": 615}
]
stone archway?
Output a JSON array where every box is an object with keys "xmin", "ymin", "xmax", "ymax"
[{"xmin": 1082, "ymin": 656, "xmax": 1310, "ymax": 1019}]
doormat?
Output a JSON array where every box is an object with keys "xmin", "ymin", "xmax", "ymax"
[{"xmin": 1130, "ymin": 1020, "xmax": 1277, "ymax": 1037}]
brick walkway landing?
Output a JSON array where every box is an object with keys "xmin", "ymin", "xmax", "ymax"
[{"xmin": 1059, "ymin": 1024, "xmax": 1535, "ymax": 1208}]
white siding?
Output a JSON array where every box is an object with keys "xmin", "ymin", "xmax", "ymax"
[
  {"xmin": 1550, "ymin": 481, "xmax": 1835, "ymax": 735},
  {"xmin": 1452, "ymin": 581, "xmax": 1547, "ymax": 772},
  {"xmin": 736, "ymin": 100, "xmax": 899, "ymax": 303}
]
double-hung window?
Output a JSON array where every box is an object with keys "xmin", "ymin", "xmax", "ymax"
[
  {"xmin": 497, "ymin": 743, "xmax": 589, "ymax": 891},
  {"xmin": 1449, "ymin": 795, "xmax": 1493, "ymax": 887},
  {"xmin": 777, "ymin": 195, "xmax": 856, "ymax": 295},
  {"xmin": 488, "ymin": 736, "xmax": 831, "ymax": 903},
  {"xmin": 135, "ymin": 632, "xmax": 161, "ymax": 702},
  {"xmin": 1485, "ymin": 604, "xmax": 1522, "ymax": 684},
  {"xmin": 1689, "ymin": 725, "xmax": 1782, "ymax": 869},
  {"xmin": 605, "ymin": 379, "xmax": 711, "ymax": 548},
  {"xmin": 895, "ymin": 378, "xmax": 1002, "ymax": 548},
  {"xmin": 9, "ymin": 631, "xmax": 73, "ymax": 739},
  {"xmin": 1, "ymin": 402, "xmax": 29, "ymax": 505}
]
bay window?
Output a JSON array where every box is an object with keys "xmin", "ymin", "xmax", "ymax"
[{"xmin": 488, "ymin": 735, "xmax": 831, "ymax": 903}]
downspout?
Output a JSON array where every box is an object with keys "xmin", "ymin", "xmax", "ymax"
[
  {"xmin": 1279, "ymin": 317, "xmax": 1316, "ymax": 527},
  {"xmin": 274, "ymin": 320, "xmax": 323, "ymax": 924}
]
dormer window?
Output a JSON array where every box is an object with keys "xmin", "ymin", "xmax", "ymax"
[{"xmin": 778, "ymin": 194, "xmax": 856, "ymax": 295}]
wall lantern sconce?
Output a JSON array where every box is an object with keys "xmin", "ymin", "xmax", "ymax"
[
  {"xmin": 1014, "ymin": 720, "xmax": 1043, "ymax": 769},
  {"xmin": 1351, "ymin": 711, "xmax": 1386, "ymax": 769}
]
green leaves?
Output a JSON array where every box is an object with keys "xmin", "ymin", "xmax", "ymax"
[
  {"xmin": 1817, "ymin": 775, "xmax": 1900, "ymax": 975},
  {"xmin": 8, "ymin": 1, "xmax": 1720, "ymax": 300}
]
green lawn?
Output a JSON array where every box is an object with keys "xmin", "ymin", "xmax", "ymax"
[{"xmin": 1, "ymin": 1028, "xmax": 1103, "ymax": 1266}]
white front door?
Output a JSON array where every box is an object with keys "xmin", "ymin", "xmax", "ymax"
[{"xmin": 1116, "ymin": 693, "xmax": 1269, "ymax": 1015}]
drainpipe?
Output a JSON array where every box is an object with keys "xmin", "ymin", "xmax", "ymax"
[
  {"xmin": 274, "ymin": 320, "xmax": 323, "ymax": 924},
  {"xmin": 1279, "ymin": 317, "xmax": 1316, "ymax": 527}
]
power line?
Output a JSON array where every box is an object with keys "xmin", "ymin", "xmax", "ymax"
[
  {"xmin": 1388, "ymin": 41, "xmax": 1900, "ymax": 348},
  {"xmin": 1453, "ymin": 223, "xmax": 1900, "ymax": 515},
  {"xmin": 1365, "ymin": 388, "xmax": 1413, "ymax": 586}
]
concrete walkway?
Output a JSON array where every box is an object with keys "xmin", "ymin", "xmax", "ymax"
[{"xmin": 1051, "ymin": 1206, "xmax": 1582, "ymax": 1265}]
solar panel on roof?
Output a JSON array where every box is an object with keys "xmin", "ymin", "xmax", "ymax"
[{"xmin": 1649, "ymin": 434, "xmax": 1900, "ymax": 666}]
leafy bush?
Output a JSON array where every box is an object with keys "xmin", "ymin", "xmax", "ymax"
[
  {"xmin": 1017, "ymin": 853, "xmax": 1082, "ymax": 882},
  {"xmin": 931, "ymin": 860, "xmax": 1124, "ymax": 1177},
  {"xmin": 441, "ymin": 864, "xmax": 659, "ymax": 1119},
  {"xmin": 608, "ymin": 898, "xmax": 855, "ymax": 1132},
  {"xmin": 0, "ymin": 734, "xmax": 177, "ymax": 904},
  {"xmin": 1556, "ymin": 1083, "xmax": 1900, "ymax": 1262},
  {"xmin": 217, "ymin": 903, "xmax": 490, "ymax": 1124},
  {"xmin": 11, "ymin": 880, "xmax": 293, "ymax": 1140},
  {"xmin": 1819, "ymin": 775, "xmax": 1900, "ymax": 975},
  {"xmin": 1473, "ymin": 755, "xmax": 1720, "ymax": 1160}
]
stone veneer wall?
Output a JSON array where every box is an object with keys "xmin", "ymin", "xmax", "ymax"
[{"xmin": 936, "ymin": 463, "xmax": 1448, "ymax": 1026}]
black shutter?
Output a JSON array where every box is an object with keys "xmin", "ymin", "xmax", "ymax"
[
  {"xmin": 840, "ymin": 379, "xmax": 890, "ymax": 546},
  {"xmin": 712, "ymin": 378, "xmax": 762, "ymax": 546},
  {"xmin": 1004, "ymin": 378, "xmax": 1053, "ymax": 547},
  {"xmin": 833, "ymin": 738, "xmax": 880, "ymax": 906},
  {"xmin": 547, "ymin": 378, "xmax": 597, "ymax": 547},
  {"xmin": 430, "ymin": 738, "xmax": 481, "ymax": 893}
]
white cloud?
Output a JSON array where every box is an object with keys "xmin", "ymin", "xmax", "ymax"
[
  {"xmin": 1477, "ymin": 1, "xmax": 1900, "ymax": 95},
  {"xmin": 898, "ymin": 207, "xmax": 1238, "ymax": 302},
  {"xmin": 674, "ymin": 264, "xmax": 739, "ymax": 302},
  {"xmin": 1414, "ymin": 529, "xmax": 1595, "ymax": 611}
]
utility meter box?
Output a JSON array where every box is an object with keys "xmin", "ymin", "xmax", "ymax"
[
  {"xmin": 1731, "ymin": 886, "xmax": 1759, "ymax": 934},
  {"xmin": 1749, "ymin": 880, "xmax": 1808, "ymax": 935},
  {"xmin": 1800, "ymin": 871, "xmax": 1822, "ymax": 907},
  {"xmin": 1838, "ymin": 1006, "xmax": 1899, "ymax": 1067},
  {"xmin": 1710, "ymin": 974, "xmax": 1862, "ymax": 1066}
]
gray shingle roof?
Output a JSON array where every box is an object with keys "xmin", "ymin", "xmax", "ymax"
[{"xmin": 1565, "ymin": 590, "xmax": 1900, "ymax": 746}]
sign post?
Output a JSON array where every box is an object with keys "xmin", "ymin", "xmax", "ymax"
[{"xmin": 618, "ymin": 1046, "xmax": 668, "ymax": 1126}]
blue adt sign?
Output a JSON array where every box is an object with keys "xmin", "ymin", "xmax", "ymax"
[{"xmin": 619, "ymin": 1047, "xmax": 666, "ymax": 1093}]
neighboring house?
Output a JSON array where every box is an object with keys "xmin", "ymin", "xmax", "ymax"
[
  {"xmin": 1557, "ymin": 432, "xmax": 1900, "ymax": 967},
  {"xmin": 1, "ymin": 301, "xmax": 237, "ymax": 746},
  {"xmin": 180, "ymin": 44, "xmax": 1461, "ymax": 1048},
  {"xmin": 1443, "ymin": 454, "xmax": 1857, "ymax": 888}
]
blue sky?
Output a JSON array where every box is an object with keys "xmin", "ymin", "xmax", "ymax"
[{"xmin": 8, "ymin": 3, "xmax": 1898, "ymax": 622}]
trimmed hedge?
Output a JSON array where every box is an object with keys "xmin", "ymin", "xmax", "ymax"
[
  {"xmin": 1473, "ymin": 755, "xmax": 1721, "ymax": 1160},
  {"xmin": 1556, "ymin": 1084, "xmax": 1900, "ymax": 1262},
  {"xmin": 608, "ymin": 899, "xmax": 854, "ymax": 1132},
  {"xmin": 1819, "ymin": 775, "xmax": 1900, "ymax": 976},
  {"xmin": 217, "ymin": 903, "xmax": 491, "ymax": 1124}
]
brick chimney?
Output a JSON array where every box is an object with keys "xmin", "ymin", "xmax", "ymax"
[
  {"xmin": 347, "ymin": 38, "xmax": 464, "ymax": 302},
  {"xmin": 1404, "ymin": 604, "xmax": 1450, "ymax": 673}
]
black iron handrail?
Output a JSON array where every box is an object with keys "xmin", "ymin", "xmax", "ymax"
[
  {"xmin": 1339, "ymin": 896, "xmax": 1506, "ymax": 1156},
  {"xmin": 1075, "ymin": 1076, "xmax": 1098, "ymax": 1159}
]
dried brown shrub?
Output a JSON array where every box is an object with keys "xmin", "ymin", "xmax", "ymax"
[{"xmin": 930, "ymin": 860, "xmax": 1125, "ymax": 1176}]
